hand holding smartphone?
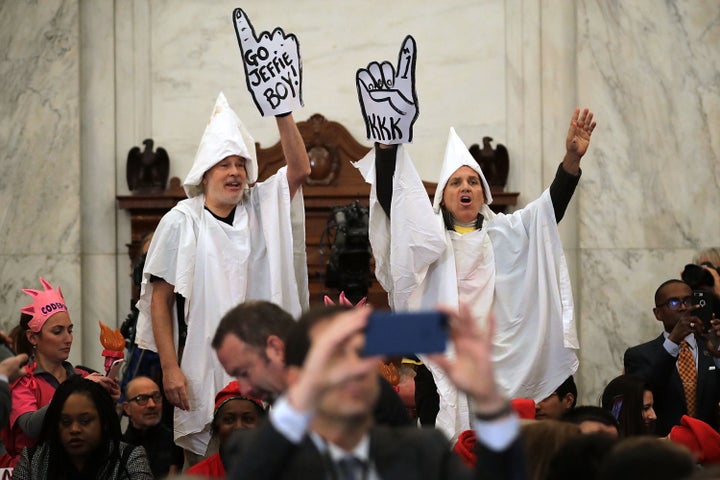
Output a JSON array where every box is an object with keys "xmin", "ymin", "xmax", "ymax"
[
  {"xmin": 693, "ymin": 290, "xmax": 716, "ymax": 332},
  {"xmin": 106, "ymin": 358, "xmax": 124, "ymax": 381},
  {"xmin": 361, "ymin": 310, "xmax": 448, "ymax": 357},
  {"xmin": 693, "ymin": 290, "xmax": 720, "ymax": 353}
]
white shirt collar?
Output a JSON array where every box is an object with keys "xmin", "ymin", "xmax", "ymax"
[
  {"xmin": 309, "ymin": 431, "xmax": 371, "ymax": 463},
  {"xmin": 663, "ymin": 331, "xmax": 697, "ymax": 349}
]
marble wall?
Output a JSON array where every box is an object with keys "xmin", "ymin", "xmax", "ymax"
[
  {"xmin": 1, "ymin": 0, "xmax": 718, "ymax": 404},
  {"xmin": 0, "ymin": 0, "xmax": 82, "ymax": 366},
  {"xmin": 576, "ymin": 0, "xmax": 720, "ymax": 404}
]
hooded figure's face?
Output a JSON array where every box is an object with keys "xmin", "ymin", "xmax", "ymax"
[
  {"xmin": 441, "ymin": 166, "xmax": 485, "ymax": 224},
  {"xmin": 202, "ymin": 155, "xmax": 248, "ymax": 215}
]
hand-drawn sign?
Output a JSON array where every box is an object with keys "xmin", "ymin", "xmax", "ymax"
[
  {"xmin": 233, "ymin": 8, "xmax": 303, "ymax": 117},
  {"xmin": 356, "ymin": 35, "xmax": 419, "ymax": 144}
]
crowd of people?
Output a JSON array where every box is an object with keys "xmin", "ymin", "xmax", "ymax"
[{"xmin": 3, "ymin": 15, "xmax": 720, "ymax": 480}]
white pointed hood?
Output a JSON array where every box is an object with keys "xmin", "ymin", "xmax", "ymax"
[
  {"xmin": 432, "ymin": 127, "xmax": 493, "ymax": 214},
  {"xmin": 183, "ymin": 92, "xmax": 258, "ymax": 198}
]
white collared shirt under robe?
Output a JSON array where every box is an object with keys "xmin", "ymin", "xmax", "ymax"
[
  {"xmin": 135, "ymin": 167, "xmax": 308, "ymax": 454},
  {"xmin": 353, "ymin": 147, "xmax": 578, "ymax": 442}
]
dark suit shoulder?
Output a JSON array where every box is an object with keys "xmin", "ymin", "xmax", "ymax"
[
  {"xmin": 370, "ymin": 426, "xmax": 474, "ymax": 479},
  {"xmin": 625, "ymin": 334, "xmax": 665, "ymax": 354},
  {"xmin": 624, "ymin": 335, "xmax": 666, "ymax": 367}
]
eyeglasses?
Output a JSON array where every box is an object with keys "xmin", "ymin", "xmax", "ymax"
[
  {"xmin": 128, "ymin": 392, "xmax": 162, "ymax": 406},
  {"xmin": 656, "ymin": 296, "xmax": 694, "ymax": 310}
]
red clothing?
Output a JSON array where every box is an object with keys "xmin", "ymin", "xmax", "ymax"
[
  {"xmin": 453, "ymin": 429, "xmax": 477, "ymax": 468},
  {"xmin": 2, "ymin": 362, "xmax": 88, "ymax": 462},
  {"xmin": 186, "ymin": 452, "xmax": 226, "ymax": 478}
]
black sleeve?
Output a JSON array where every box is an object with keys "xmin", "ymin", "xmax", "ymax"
[
  {"xmin": 549, "ymin": 163, "xmax": 581, "ymax": 223},
  {"xmin": 375, "ymin": 144, "xmax": 399, "ymax": 219},
  {"xmin": 373, "ymin": 375, "xmax": 412, "ymax": 426},
  {"xmin": 414, "ymin": 363, "xmax": 440, "ymax": 427}
]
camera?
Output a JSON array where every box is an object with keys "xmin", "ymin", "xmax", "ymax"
[
  {"xmin": 325, "ymin": 201, "xmax": 371, "ymax": 302},
  {"xmin": 681, "ymin": 262, "xmax": 719, "ymax": 290}
]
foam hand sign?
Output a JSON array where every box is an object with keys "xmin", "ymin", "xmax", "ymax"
[
  {"xmin": 233, "ymin": 8, "xmax": 303, "ymax": 116},
  {"xmin": 356, "ymin": 35, "xmax": 419, "ymax": 144}
]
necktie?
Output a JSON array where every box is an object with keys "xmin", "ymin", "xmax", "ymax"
[
  {"xmin": 337, "ymin": 456, "xmax": 366, "ymax": 480},
  {"xmin": 677, "ymin": 340, "xmax": 697, "ymax": 417}
]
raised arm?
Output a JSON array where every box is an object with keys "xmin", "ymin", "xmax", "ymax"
[
  {"xmin": 430, "ymin": 304, "xmax": 507, "ymax": 416},
  {"xmin": 375, "ymin": 144, "xmax": 398, "ymax": 218},
  {"xmin": 232, "ymin": 10, "xmax": 308, "ymax": 199},
  {"xmin": 276, "ymin": 113, "xmax": 310, "ymax": 199},
  {"xmin": 356, "ymin": 36, "xmax": 419, "ymax": 218},
  {"xmin": 562, "ymin": 108, "xmax": 596, "ymax": 175},
  {"xmin": 430, "ymin": 305, "xmax": 526, "ymax": 479},
  {"xmin": 550, "ymin": 108, "xmax": 597, "ymax": 222}
]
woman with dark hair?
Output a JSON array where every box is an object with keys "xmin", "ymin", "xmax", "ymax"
[
  {"xmin": 13, "ymin": 376, "xmax": 152, "ymax": 479},
  {"xmin": 2, "ymin": 277, "xmax": 120, "ymax": 465},
  {"xmin": 601, "ymin": 374, "xmax": 657, "ymax": 437}
]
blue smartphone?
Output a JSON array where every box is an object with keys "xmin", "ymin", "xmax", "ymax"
[{"xmin": 362, "ymin": 310, "xmax": 448, "ymax": 357}]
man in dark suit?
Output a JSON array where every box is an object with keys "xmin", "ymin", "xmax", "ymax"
[
  {"xmin": 212, "ymin": 301, "xmax": 411, "ymax": 427},
  {"xmin": 624, "ymin": 279, "xmax": 720, "ymax": 436},
  {"xmin": 223, "ymin": 304, "xmax": 526, "ymax": 480}
]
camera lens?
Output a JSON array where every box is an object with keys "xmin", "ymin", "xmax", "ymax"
[{"xmin": 682, "ymin": 263, "xmax": 715, "ymax": 289}]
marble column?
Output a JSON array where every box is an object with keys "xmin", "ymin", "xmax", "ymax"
[{"xmin": 0, "ymin": 0, "xmax": 82, "ymax": 366}]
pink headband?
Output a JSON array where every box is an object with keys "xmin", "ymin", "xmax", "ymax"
[{"xmin": 20, "ymin": 277, "xmax": 68, "ymax": 332}]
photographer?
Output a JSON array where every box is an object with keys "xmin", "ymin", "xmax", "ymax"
[{"xmin": 624, "ymin": 279, "xmax": 720, "ymax": 436}]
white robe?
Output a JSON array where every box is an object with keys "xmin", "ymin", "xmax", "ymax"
[
  {"xmin": 135, "ymin": 167, "xmax": 308, "ymax": 454},
  {"xmin": 353, "ymin": 147, "xmax": 578, "ymax": 441}
]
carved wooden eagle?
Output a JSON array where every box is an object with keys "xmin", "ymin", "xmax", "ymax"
[
  {"xmin": 469, "ymin": 136, "xmax": 509, "ymax": 189},
  {"xmin": 126, "ymin": 139, "xmax": 170, "ymax": 193}
]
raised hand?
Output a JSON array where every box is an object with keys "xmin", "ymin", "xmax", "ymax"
[
  {"xmin": 287, "ymin": 307, "xmax": 380, "ymax": 413},
  {"xmin": 0, "ymin": 354, "xmax": 28, "ymax": 383},
  {"xmin": 86, "ymin": 372, "xmax": 121, "ymax": 402},
  {"xmin": 429, "ymin": 304, "xmax": 506, "ymax": 412},
  {"xmin": 356, "ymin": 35, "xmax": 419, "ymax": 144},
  {"xmin": 566, "ymin": 108, "xmax": 597, "ymax": 158},
  {"xmin": 233, "ymin": 8, "xmax": 303, "ymax": 117},
  {"xmin": 704, "ymin": 317, "xmax": 720, "ymax": 356},
  {"xmin": 702, "ymin": 265, "xmax": 720, "ymax": 298}
]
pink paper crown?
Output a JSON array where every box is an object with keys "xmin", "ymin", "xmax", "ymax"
[{"xmin": 20, "ymin": 277, "xmax": 68, "ymax": 332}]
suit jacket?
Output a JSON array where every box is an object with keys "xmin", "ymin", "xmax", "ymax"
[
  {"xmin": 624, "ymin": 334, "xmax": 720, "ymax": 436},
  {"xmin": 223, "ymin": 421, "xmax": 526, "ymax": 480}
]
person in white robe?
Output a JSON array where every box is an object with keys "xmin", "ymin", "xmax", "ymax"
[
  {"xmin": 353, "ymin": 108, "xmax": 596, "ymax": 441},
  {"xmin": 134, "ymin": 92, "xmax": 310, "ymax": 455}
]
